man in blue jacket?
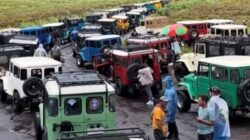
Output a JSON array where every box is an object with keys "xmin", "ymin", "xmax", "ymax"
[{"xmin": 163, "ymin": 76, "xmax": 179, "ymax": 140}]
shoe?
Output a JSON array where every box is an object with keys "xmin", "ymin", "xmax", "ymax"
[{"xmin": 146, "ymin": 100, "xmax": 154, "ymax": 105}]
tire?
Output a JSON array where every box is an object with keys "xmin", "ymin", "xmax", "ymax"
[
  {"xmin": 189, "ymin": 30, "xmax": 199, "ymax": 40},
  {"xmin": 34, "ymin": 112, "xmax": 43, "ymax": 140},
  {"xmin": 239, "ymin": 79, "xmax": 250, "ymax": 104},
  {"xmin": 115, "ymin": 78, "xmax": 126, "ymax": 96},
  {"xmin": 76, "ymin": 55, "xmax": 84, "ymax": 67},
  {"xmin": 127, "ymin": 63, "xmax": 142, "ymax": 81},
  {"xmin": 177, "ymin": 90, "xmax": 191, "ymax": 112},
  {"xmin": 13, "ymin": 91, "xmax": 23, "ymax": 113},
  {"xmin": 23, "ymin": 77, "xmax": 44, "ymax": 98},
  {"xmin": 0, "ymin": 81, "xmax": 7, "ymax": 103},
  {"xmin": 174, "ymin": 62, "xmax": 189, "ymax": 81}
]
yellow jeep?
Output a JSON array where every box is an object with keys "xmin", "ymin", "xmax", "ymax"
[{"xmin": 112, "ymin": 15, "xmax": 130, "ymax": 34}]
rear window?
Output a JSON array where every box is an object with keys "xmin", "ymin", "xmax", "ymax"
[
  {"xmin": 65, "ymin": 98, "xmax": 82, "ymax": 115},
  {"xmin": 86, "ymin": 96, "xmax": 103, "ymax": 114}
]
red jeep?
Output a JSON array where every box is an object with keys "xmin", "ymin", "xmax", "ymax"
[
  {"xmin": 93, "ymin": 45, "xmax": 162, "ymax": 96},
  {"xmin": 126, "ymin": 34, "xmax": 172, "ymax": 68},
  {"xmin": 177, "ymin": 20, "xmax": 208, "ymax": 45}
]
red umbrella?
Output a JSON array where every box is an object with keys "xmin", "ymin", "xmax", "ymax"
[{"xmin": 162, "ymin": 23, "xmax": 188, "ymax": 37}]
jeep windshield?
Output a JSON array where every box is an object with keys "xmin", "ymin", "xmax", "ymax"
[{"xmin": 59, "ymin": 128, "xmax": 148, "ymax": 140}]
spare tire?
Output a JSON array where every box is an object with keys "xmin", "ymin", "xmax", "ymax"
[
  {"xmin": 23, "ymin": 77, "xmax": 44, "ymax": 98},
  {"xmin": 189, "ymin": 29, "xmax": 199, "ymax": 40},
  {"xmin": 239, "ymin": 79, "xmax": 250, "ymax": 104},
  {"xmin": 127, "ymin": 63, "xmax": 142, "ymax": 81}
]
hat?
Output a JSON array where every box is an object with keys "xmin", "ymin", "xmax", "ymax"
[
  {"xmin": 210, "ymin": 86, "xmax": 221, "ymax": 94},
  {"xmin": 160, "ymin": 96, "xmax": 168, "ymax": 102}
]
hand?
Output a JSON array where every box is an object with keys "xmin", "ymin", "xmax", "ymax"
[{"xmin": 195, "ymin": 117, "xmax": 202, "ymax": 123}]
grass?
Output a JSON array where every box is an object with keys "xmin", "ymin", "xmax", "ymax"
[{"xmin": 0, "ymin": 0, "xmax": 149, "ymax": 28}]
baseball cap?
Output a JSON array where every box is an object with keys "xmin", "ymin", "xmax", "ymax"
[
  {"xmin": 160, "ymin": 96, "xmax": 168, "ymax": 102},
  {"xmin": 210, "ymin": 86, "xmax": 221, "ymax": 94}
]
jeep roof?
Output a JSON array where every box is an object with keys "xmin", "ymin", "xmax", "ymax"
[
  {"xmin": 20, "ymin": 26, "xmax": 47, "ymax": 32},
  {"xmin": 0, "ymin": 28, "xmax": 20, "ymax": 33},
  {"xmin": 177, "ymin": 20, "xmax": 207, "ymax": 25},
  {"xmin": 98, "ymin": 18, "xmax": 116, "ymax": 22},
  {"xmin": 104, "ymin": 7, "xmax": 124, "ymax": 12},
  {"xmin": 45, "ymin": 71, "xmax": 115, "ymax": 96},
  {"xmin": 211, "ymin": 24, "xmax": 247, "ymax": 30},
  {"xmin": 197, "ymin": 36, "xmax": 250, "ymax": 44},
  {"xmin": 205, "ymin": 19, "xmax": 233, "ymax": 24},
  {"xmin": 111, "ymin": 45, "xmax": 157, "ymax": 56},
  {"xmin": 10, "ymin": 57, "xmax": 62, "ymax": 68},
  {"xmin": 127, "ymin": 34, "xmax": 169, "ymax": 43},
  {"xmin": 86, "ymin": 35, "xmax": 120, "ymax": 41},
  {"xmin": 112, "ymin": 15, "xmax": 128, "ymax": 20},
  {"xmin": 199, "ymin": 56, "xmax": 250, "ymax": 68},
  {"xmin": 9, "ymin": 35, "xmax": 38, "ymax": 45},
  {"xmin": 126, "ymin": 11, "xmax": 141, "ymax": 15},
  {"xmin": 0, "ymin": 45, "xmax": 24, "ymax": 52},
  {"xmin": 42, "ymin": 22, "xmax": 64, "ymax": 27}
]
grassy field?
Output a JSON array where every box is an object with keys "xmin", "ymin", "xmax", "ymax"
[
  {"xmin": 0, "ymin": 0, "xmax": 149, "ymax": 28},
  {"xmin": 160, "ymin": 0, "xmax": 250, "ymax": 27}
]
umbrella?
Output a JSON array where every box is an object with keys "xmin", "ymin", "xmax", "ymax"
[{"xmin": 162, "ymin": 23, "xmax": 188, "ymax": 37}]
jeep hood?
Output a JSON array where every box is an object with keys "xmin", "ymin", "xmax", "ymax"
[{"xmin": 180, "ymin": 53, "xmax": 195, "ymax": 60}]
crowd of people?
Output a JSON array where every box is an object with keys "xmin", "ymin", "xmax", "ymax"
[{"xmin": 33, "ymin": 43, "xmax": 63, "ymax": 62}]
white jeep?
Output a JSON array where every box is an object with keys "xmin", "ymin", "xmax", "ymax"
[
  {"xmin": 0, "ymin": 57, "xmax": 62, "ymax": 112},
  {"xmin": 209, "ymin": 24, "xmax": 247, "ymax": 37}
]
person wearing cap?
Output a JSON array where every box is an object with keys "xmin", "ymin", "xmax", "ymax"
[
  {"xmin": 33, "ymin": 43, "xmax": 47, "ymax": 57},
  {"xmin": 151, "ymin": 96, "xmax": 168, "ymax": 140},
  {"xmin": 163, "ymin": 76, "xmax": 179, "ymax": 140},
  {"xmin": 208, "ymin": 86, "xmax": 231, "ymax": 140}
]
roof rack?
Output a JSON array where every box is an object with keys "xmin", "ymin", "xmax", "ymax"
[
  {"xmin": 51, "ymin": 71, "xmax": 105, "ymax": 87},
  {"xmin": 198, "ymin": 36, "xmax": 250, "ymax": 45}
]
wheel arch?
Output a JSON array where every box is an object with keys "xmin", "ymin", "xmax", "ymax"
[
  {"xmin": 176, "ymin": 59, "xmax": 195, "ymax": 73},
  {"xmin": 178, "ymin": 82, "xmax": 195, "ymax": 101}
]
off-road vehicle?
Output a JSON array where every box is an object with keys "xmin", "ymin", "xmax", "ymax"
[
  {"xmin": 34, "ymin": 71, "xmax": 116, "ymax": 140},
  {"xmin": 112, "ymin": 15, "xmax": 130, "ymax": 35},
  {"xmin": 209, "ymin": 24, "xmax": 248, "ymax": 37},
  {"xmin": 86, "ymin": 13, "xmax": 103, "ymax": 24},
  {"xmin": 177, "ymin": 56, "xmax": 250, "ymax": 115},
  {"xmin": 0, "ymin": 57, "xmax": 62, "ymax": 112},
  {"xmin": 93, "ymin": 45, "xmax": 162, "ymax": 96},
  {"xmin": 97, "ymin": 18, "xmax": 119, "ymax": 34},
  {"xmin": 126, "ymin": 11, "xmax": 142, "ymax": 29},
  {"xmin": 175, "ymin": 36, "xmax": 250, "ymax": 80},
  {"xmin": 126, "ymin": 34, "xmax": 172, "ymax": 69},
  {"xmin": 0, "ymin": 32, "xmax": 16, "ymax": 45},
  {"xmin": 205, "ymin": 19, "xmax": 233, "ymax": 33}
]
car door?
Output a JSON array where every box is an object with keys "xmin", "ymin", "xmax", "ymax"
[
  {"xmin": 194, "ymin": 43, "xmax": 206, "ymax": 70},
  {"xmin": 197, "ymin": 62, "xmax": 210, "ymax": 99}
]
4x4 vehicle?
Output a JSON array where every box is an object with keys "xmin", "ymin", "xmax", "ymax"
[
  {"xmin": 34, "ymin": 71, "xmax": 116, "ymax": 140},
  {"xmin": 103, "ymin": 8, "xmax": 125, "ymax": 18},
  {"xmin": 112, "ymin": 15, "xmax": 130, "ymax": 34},
  {"xmin": 0, "ymin": 57, "xmax": 62, "ymax": 112},
  {"xmin": 76, "ymin": 35, "xmax": 122, "ymax": 67},
  {"xmin": 177, "ymin": 56, "xmax": 250, "ymax": 114},
  {"xmin": 121, "ymin": 4, "xmax": 136, "ymax": 12},
  {"xmin": 72, "ymin": 25, "xmax": 103, "ymax": 57},
  {"xmin": 86, "ymin": 13, "xmax": 103, "ymax": 24},
  {"xmin": 177, "ymin": 20, "xmax": 208, "ymax": 45},
  {"xmin": 174, "ymin": 36, "xmax": 250, "ymax": 80},
  {"xmin": 126, "ymin": 11, "xmax": 142, "ymax": 29},
  {"xmin": 19, "ymin": 26, "xmax": 54, "ymax": 51},
  {"xmin": 93, "ymin": 45, "xmax": 162, "ymax": 96},
  {"xmin": 0, "ymin": 32, "xmax": 16, "ymax": 45},
  {"xmin": 97, "ymin": 18, "xmax": 118, "ymax": 34},
  {"xmin": 210, "ymin": 24, "xmax": 248, "ymax": 37},
  {"xmin": 126, "ymin": 34, "xmax": 172, "ymax": 68},
  {"xmin": 205, "ymin": 19, "xmax": 233, "ymax": 33}
]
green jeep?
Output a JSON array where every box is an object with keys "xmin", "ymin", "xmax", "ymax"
[
  {"xmin": 177, "ymin": 56, "xmax": 250, "ymax": 114},
  {"xmin": 34, "ymin": 71, "xmax": 117, "ymax": 140}
]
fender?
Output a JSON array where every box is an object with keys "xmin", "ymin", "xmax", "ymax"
[
  {"xmin": 177, "ymin": 53, "xmax": 196, "ymax": 72},
  {"xmin": 178, "ymin": 82, "xmax": 196, "ymax": 101},
  {"xmin": 1, "ymin": 71, "xmax": 13, "ymax": 96}
]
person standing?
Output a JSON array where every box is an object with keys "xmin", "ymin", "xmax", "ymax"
[
  {"xmin": 138, "ymin": 64, "xmax": 154, "ymax": 105},
  {"xmin": 196, "ymin": 96, "xmax": 215, "ymax": 140},
  {"xmin": 208, "ymin": 86, "xmax": 231, "ymax": 140},
  {"xmin": 163, "ymin": 76, "xmax": 179, "ymax": 140},
  {"xmin": 152, "ymin": 96, "xmax": 169, "ymax": 140},
  {"xmin": 33, "ymin": 44, "xmax": 47, "ymax": 57},
  {"xmin": 170, "ymin": 37, "xmax": 181, "ymax": 66},
  {"xmin": 51, "ymin": 43, "xmax": 62, "ymax": 61}
]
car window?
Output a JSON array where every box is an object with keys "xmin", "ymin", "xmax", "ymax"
[
  {"xmin": 89, "ymin": 41, "xmax": 96, "ymax": 48},
  {"xmin": 216, "ymin": 29, "xmax": 222, "ymax": 35},
  {"xmin": 109, "ymin": 95, "xmax": 116, "ymax": 112},
  {"xmin": 65, "ymin": 98, "xmax": 82, "ymax": 115},
  {"xmin": 195, "ymin": 44, "xmax": 205, "ymax": 54},
  {"xmin": 103, "ymin": 40, "xmax": 110, "ymax": 46},
  {"xmin": 45, "ymin": 68, "xmax": 55, "ymax": 77},
  {"xmin": 211, "ymin": 28, "xmax": 215, "ymax": 34},
  {"xmin": 238, "ymin": 29, "xmax": 244, "ymax": 36},
  {"xmin": 31, "ymin": 69, "xmax": 42, "ymax": 78},
  {"xmin": 46, "ymin": 98, "xmax": 58, "ymax": 116},
  {"xmin": 59, "ymin": 67, "xmax": 62, "ymax": 73},
  {"xmin": 230, "ymin": 69, "xmax": 240, "ymax": 84},
  {"xmin": 231, "ymin": 30, "xmax": 237, "ymax": 36},
  {"xmin": 0, "ymin": 56, "xmax": 8, "ymax": 65},
  {"xmin": 244, "ymin": 69, "xmax": 250, "ymax": 80},
  {"xmin": 224, "ymin": 47, "xmax": 235, "ymax": 55},
  {"xmin": 198, "ymin": 63, "xmax": 209, "ymax": 77},
  {"xmin": 211, "ymin": 66, "xmax": 228, "ymax": 81},
  {"xmin": 208, "ymin": 45, "xmax": 220, "ymax": 56},
  {"xmin": 86, "ymin": 96, "xmax": 103, "ymax": 114},
  {"xmin": 224, "ymin": 30, "xmax": 229, "ymax": 36},
  {"xmin": 20, "ymin": 69, "xmax": 27, "ymax": 80},
  {"xmin": 13, "ymin": 65, "xmax": 20, "ymax": 78}
]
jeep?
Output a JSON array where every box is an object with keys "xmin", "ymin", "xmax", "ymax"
[
  {"xmin": 175, "ymin": 36, "xmax": 250, "ymax": 80},
  {"xmin": 121, "ymin": 4, "xmax": 136, "ymax": 12},
  {"xmin": 93, "ymin": 45, "xmax": 162, "ymax": 96},
  {"xmin": 112, "ymin": 15, "xmax": 130, "ymax": 34},
  {"xmin": 126, "ymin": 34, "xmax": 172, "ymax": 69},
  {"xmin": 0, "ymin": 32, "xmax": 17, "ymax": 45},
  {"xmin": 177, "ymin": 56, "xmax": 250, "ymax": 114},
  {"xmin": 0, "ymin": 57, "xmax": 62, "ymax": 112},
  {"xmin": 205, "ymin": 19, "xmax": 233, "ymax": 33},
  {"xmin": 126, "ymin": 11, "xmax": 142, "ymax": 29},
  {"xmin": 76, "ymin": 35, "xmax": 122, "ymax": 67},
  {"xmin": 103, "ymin": 8, "xmax": 125, "ymax": 18},
  {"xmin": 210, "ymin": 24, "xmax": 248, "ymax": 37},
  {"xmin": 177, "ymin": 20, "xmax": 208, "ymax": 46},
  {"xmin": 97, "ymin": 18, "xmax": 118, "ymax": 34},
  {"xmin": 72, "ymin": 25, "xmax": 104, "ymax": 57},
  {"xmin": 19, "ymin": 26, "xmax": 54, "ymax": 51},
  {"xmin": 34, "ymin": 71, "xmax": 116, "ymax": 140},
  {"xmin": 42, "ymin": 22, "xmax": 68, "ymax": 44},
  {"xmin": 86, "ymin": 13, "xmax": 103, "ymax": 24}
]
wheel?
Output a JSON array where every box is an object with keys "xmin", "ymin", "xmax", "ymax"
[
  {"xmin": 76, "ymin": 55, "xmax": 84, "ymax": 67},
  {"xmin": 13, "ymin": 91, "xmax": 23, "ymax": 113},
  {"xmin": 239, "ymin": 79, "xmax": 250, "ymax": 104},
  {"xmin": 23, "ymin": 77, "xmax": 44, "ymax": 98},
  {"xmin": 177, "ymin": 90, "xmax": 191, "ymax": 112},
  {"xmin": 34, "ymin": 112, "xmax": 42, "ymax": 140},
  {"xmin": 0, "ymin": 81, "xmax": 7, "ymax": 103},
  {"xmin": 127, "ymin": 63, "xmax": 142, "ymax": 82},
  {"xmin": 189, "ymin": 29, "xmax": 199, "ymax": 40},
  {"xmin": 174, "ymin": 62, "xmax": 189, "ymax": 81},
  {"xmin": 115, "ymin": 78, "xmax": 126, "ymax": 96}
]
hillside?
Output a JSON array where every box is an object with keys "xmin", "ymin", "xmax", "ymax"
[
  {"xmin": 162, "ymin": 0, "xmax": 250, "ymax": 26},
  {"xmin": 0, "ymin": 0, "xmax": 148, "ymax": 28}
]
